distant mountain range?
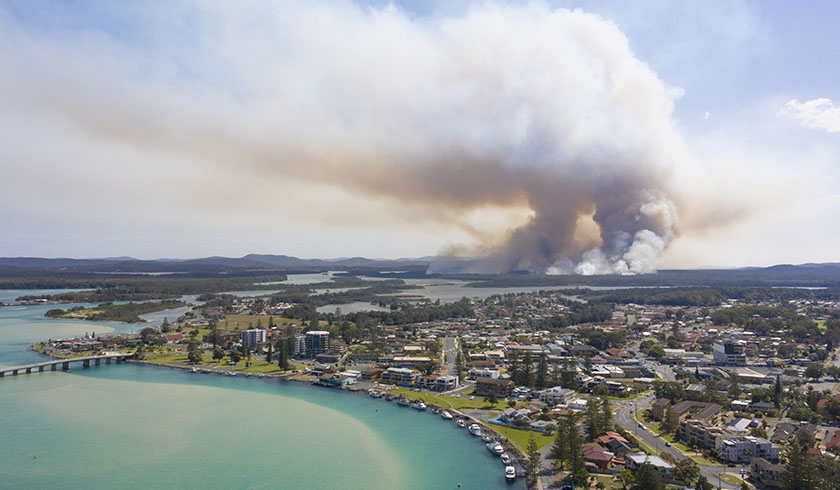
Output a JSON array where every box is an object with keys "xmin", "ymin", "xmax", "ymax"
[{"xmin": 0, "ymin": 255, "xmax": 838, "ymax": 287}]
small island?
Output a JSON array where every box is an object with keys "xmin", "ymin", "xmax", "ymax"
[{"xmin": 45, "ymin": 300, "xmax": 187, "ymax": 323}]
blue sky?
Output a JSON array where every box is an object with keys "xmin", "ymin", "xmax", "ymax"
[{"xmin": 0, "ymin": 1, "xmax": 838, "ymax": 269}]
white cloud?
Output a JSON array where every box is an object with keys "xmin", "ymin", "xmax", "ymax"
[{"xmin": 780, "ymin": 98, "xmax": 840, "ymax": 133}]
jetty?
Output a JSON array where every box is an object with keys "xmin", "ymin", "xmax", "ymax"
[{"xmin": 0, "ymin": 354, "xmax": 132, "ymax": 378}]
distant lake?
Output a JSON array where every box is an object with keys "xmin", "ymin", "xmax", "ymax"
[
  {"xmin": 256, "ymin": 271, "xmax": 340, "ymax": 285},
  {"xmin": 316, "ymin": 302, "xmax": 392, "ymax": 314}
]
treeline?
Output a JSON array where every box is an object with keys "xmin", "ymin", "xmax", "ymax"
[
  {"xmin": 710, "ymin": 305, "xmax": 820, "ymax": 339},
  {"xmin": 452, "ymin": 263, "xmax": 840, "ymax": 287},
  {"xmin": 45, "ymin": 300, "xmax": 187, "ymax": 323},
  {"xmin": 12, "ymin": 274, "xmax": 293, "ymax": 302},
  {"xmin": 341, "ymin": 299, "xmax": 474, "ymax": 326},
  {"xmin": 579, "ymin": 286, "xmax": 840, "ymax": 307},
  {"xmin": 537, "ymin": 303, "xmax": 614, "ymax": 329}
]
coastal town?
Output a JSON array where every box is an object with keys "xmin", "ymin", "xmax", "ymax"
[{"xmin": 26, "ymin": 284, "xmax": 840, "ymax": 490}]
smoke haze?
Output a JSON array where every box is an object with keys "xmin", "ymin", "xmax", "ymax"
[{"xmin": 0, "ymin": 1, "xmax": 694, "ymax": 273}]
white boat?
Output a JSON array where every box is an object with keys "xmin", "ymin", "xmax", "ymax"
[
  {"xmin": 487, "ymin": 443, "xmax": 504, "ymax": 455},
  {"xmin": 456, "ymin": 419, "xmax": 467, "ymax": 428},
  {"xmin": 191, "ymin": 368, "xmax": 197, "ymax": 373},
  {"xmin": 225, "ymin": 371, "xmax": 236, "ymax": 376},
  {"xmin": 501, "ymin": 453, "xmax": 511, "ymax": 464},
  {"xmin": 468, "ymin": 424, "xmax": 482, "ymax": 436},
  {"xmin": 411, "ymin": 401, "xmax": 427, "ymax": 411},
  {"xmin": 397, "ymin": 397, "xmax": 410, "ymax": 406},
  {"xmin": 481, "ymin": 434, "xmax": 493, "ymax": 443},
  {"xmin": 368, "ymin": 390, "xmax": 383, "ymax": 398},
  {"xmin": 440, "ymin": 410, "xmax": 454, "ymax": 420},
  {"xmin": 431, "ymin": 407, "xmax": 440, "ymax": 414},
  {"xmin": 505, "ymin": 466, "xmax": 516, "ymax": 481}
]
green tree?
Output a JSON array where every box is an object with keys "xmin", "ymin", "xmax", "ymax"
[
  {"xmin": 648, "ymin": 345, "xmax": 666, "ymax": 359},
  {"xmin": 526, "ymin": 434, "xmax": 541, "ymax": 485},
  {"xmin": 277, "ymin": 339, "xmax": 290, "ymax": 370},
  {"xmin": 673, "ymin": 458, "xmax": 699, "ymax": 485},
  {"xmin": 784, "ymin": 439, "xmax": 817, "ymax": 490},
  {"xmin": 229, "ymin": 349, "xmax": 241, "ymax": 364},
  {"xmin": 265, "ymin": 343, "xmax": 273, "ymax": 363},
  {"xmin": 187, "ymin": 347, "xmax": 202, "ymax": 364},
  {"xmin": 630, "ymin": 463, "xmax": 664, "ymax": 490},
  {"xmin": 212, "ymin": 347, "xmax": 225, "ymax": 362},
  {"xmin": 565, "ymin": 413, "xmax": 586, "ymax": 483},
  {"xmin": 616, "ymin": 468, "xmax": 634, "ymax": 489},
  {"xmin": 522, "ymin": 351, "xmax": 534, "ymax": 387},
  {"xmin": 536, "ymin": 353, "xmax": 548, "ymax": 390},
  {"xmin": 805, "ymin": 363, "xmax": 825, "ymax": 380},
  {"xmin": 550, "ymin": 421, "xmax": 567, "ymax": 469},
  {"xmin": 601, "ymin": 397, "xmax": 613, "ymax": 432},
  {"xmin": 695, "ymin": 475, "xmax": 714, "ymax": 490},
  {"xmin": 561, "ymin": 358, "xmax": 577, "ymax": 389},
  {"xmin": 134, "ymin": 344, "xmax": 145, "ymax": 360},
  {"xmin": 774, "ymin": 374, "xmax": 784, "ymax": 409},
  {"xmin": 455, "ymin": 351, "xmax": 464, "ymax": 381},
  {"xmin": 728, "ymin": 372, "xmax": 742, "ymax": 399},
  {"xmin": 586, "ymin": 398, "xmax": 603, "ymax": 439}
]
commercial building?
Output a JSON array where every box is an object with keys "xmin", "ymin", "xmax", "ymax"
[
  {"xmin": 241, "ymin": 329, "xmax": 266, "ymax": 349},
  {"xmin": 305, "ymin": 331, "xmax": 330, "ymax": 358},
  {"xmin": 713, "ymin": 340, "xmax": 747, "ymax": 366}
]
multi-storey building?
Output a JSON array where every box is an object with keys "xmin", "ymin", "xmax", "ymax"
[
  {"xmin": 381, "ymin": 367, "xmax": 418, "ymax": 386},
  {"xmin": 719, "ymin": 436, "xmax": 781, "ymax": 463},
  {"xmin": 305, "ymin": 331, "xmax": 330, "ymax": 358},
  {"xmin": 241, "ymin": 329, "xmax": 266, "ymax": 349},
  {"xmin": 713, "ymin": 340, "xmax": 747, "ymax": 366}
]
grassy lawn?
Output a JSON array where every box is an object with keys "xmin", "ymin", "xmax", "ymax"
[
  {"xmin": 715, "ymin": 472, "xmax": 745, "ymax": 486},
  {"xmin": 389, "ymin": 388, "xmax": 508, "ymax": 411},
  {"xmin": 690, "ymin": 454, "xmax": 720, "ymax": 466},
  {"xmin": 492, "ymin": 425, "xmax": 554, "ymax": 451},
  {"xmin": 660, "ymin": 435, "xmax": 691, "ymax": 453},
  {"xmin": 144, "ymin": 352, "xmax": 300, "ymax": 374}
]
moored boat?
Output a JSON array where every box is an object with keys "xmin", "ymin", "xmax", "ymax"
[
  {"xmin": 397, "ymin": 397, "xmax": 410, "ymax": 406},
  {"xmin": 440, "ymin": 410, "xmax": 454, "ymax": 420},
  {"xmin": 487, "ymin": 443, "xmax": 504, "ymax": 455},
  {"xmin": 501, "ymin": 453, "xmax": 511, "ymax": 465},
  {"xmin": 456, "ymin": 419, "xmax": 467, "ymax": 428},
  {"xmin": 368, "ymin": 390, "xmax": 383, "ymax": 398},
  {"xmin": 481, "ymin": 434, "xmax": 493, "ymax": 443},
  {"xmin": 411, "ymin": 401, "xmax": 427, "ymax": 411},
  {"xmin": 468, "ymin": 424, "xmax": 482, "ymax": 436},
  {"xmin": 505, "ymin": 466, "xmax": 516, "ymax": 481}
]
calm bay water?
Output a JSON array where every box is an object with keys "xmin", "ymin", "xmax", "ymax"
[{"xmin": 0, "ymin": 292, "xmax": 521, "ymax": 490}]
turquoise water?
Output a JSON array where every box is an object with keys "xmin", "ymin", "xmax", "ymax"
[{"xmin": 0, "ymin": 295, "xmax": 521, "ymax": 490}]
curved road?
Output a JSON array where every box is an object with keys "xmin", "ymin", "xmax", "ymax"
[{"xmin": 616, "ymin": 394, "xmax": 738, "ymax": 489}]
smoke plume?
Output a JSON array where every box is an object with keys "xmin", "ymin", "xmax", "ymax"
[{"xmin": 0, "ymin": 1, "xmax": 688, "ymax": 274}]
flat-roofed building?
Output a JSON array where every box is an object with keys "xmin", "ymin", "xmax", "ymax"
[
  {"xmin": 305, "ymin": 331, "xmax": 330, "ymax": 358},
  {"xmin": 381, "ymin": 367, "xmax": 418, "ymax": 387}
]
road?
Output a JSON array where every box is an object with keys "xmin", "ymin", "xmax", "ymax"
[
  {"xmin": 444, "ymin": 336, "xmax": 457, "ymax": 376},
  {"xmin": 615, "ymin": 394, "xmax": 737, "ymax": 489}
]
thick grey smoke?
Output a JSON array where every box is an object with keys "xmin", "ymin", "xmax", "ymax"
[{"xmin": 0, "ymin": 1, "xmax": 687, "ymax": 273}]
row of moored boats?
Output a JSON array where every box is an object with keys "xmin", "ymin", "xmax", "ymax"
[{"xmin": 368, "ymin": 389, "xmax": 516, "ymax": 481}]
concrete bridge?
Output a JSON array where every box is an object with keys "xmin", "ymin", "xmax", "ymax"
[{"xmin": 0, "ymin": 354, "xmax": 133, "ymax": 378}]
